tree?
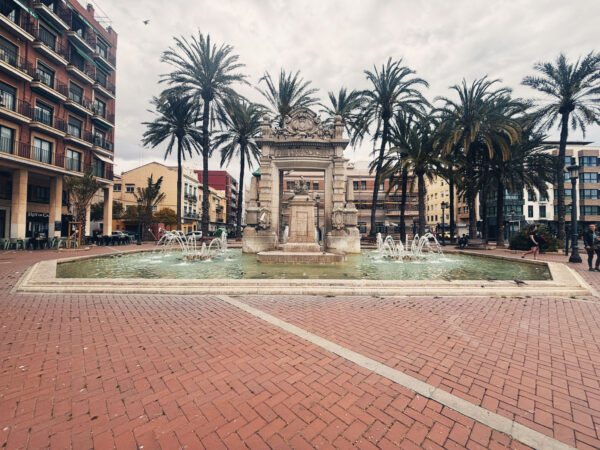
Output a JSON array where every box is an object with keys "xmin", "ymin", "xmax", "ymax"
[
  {"xmin": 436, "ymin": 77, "xmax": 522, "ymax": 237},
  {"xmin": 142, "ymin": 90, "xmax": 202, "ymax": 228},
  {"xmin": 382, "ymin": 113, "xmax": 440, "ymax": 236},
  {"xmin": 153, "ymin": 207, "xmax": 178, "ymax": 230},
  {"xmin": 320, "ymin": 87, "xmax": 363, "ymax": 136},
  {"xmin": 91, "ymin": 201, "xmax": 103, "ymax": 222},
  {"xmin": 161, "ymin": 32, "xmax": 247, "ymax": 236},
  {"xmin": 64, "ymin": 169, "xmax": 103, "ymax": 237},
  {"xmin": 522, "ymin": 52, "xmax": 600, "ymax": 241},
  {"xmin": 490, "ymin": 116, "xmax": 554, "ymax": 247},
  {"xmin": 122, "ymin": 205, "xmax": 140, "ymax": 223},
  {"xmin": 258, "ymin": 69, "xmax": 319, "ymax": 127},
  {"xmin": 134, "ymin": 175, "xmax": 166, "ymax": 236},
  {"xmin": 214, "ymin": 96, "xmax": 263, "ymax": 237},
  {"xmin": 113, "ymin": 201, "xmax": 124, "ymax": 219},
  {"xmin": 353, "ymin": 58, "xmax": 429, "ymax": 236}
]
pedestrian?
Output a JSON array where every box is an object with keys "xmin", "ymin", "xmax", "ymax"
[
  {"xmin": 522, "ymin": 225, "xmax": 540, "ymax": 260},
  {"xmin": 583, "ymin": 223, "xmax": 597, "ymax": 271}
]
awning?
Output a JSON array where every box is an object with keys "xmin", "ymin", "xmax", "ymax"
[
  {"xmin": 39, "ymin": 16, "xmax": 63, "ymax": 35},
  {"xmin": 252, "ymin": 168, "xmax": 260, "ymax": 176},
  {"xmin": 13, "ymin": 0, "xmax": 38, "ymax": 18},
  {"xmin": 64, "ymin": 2, "xmax": 102, "ymax": 37},
  {"xmin": 72, "ymin": 44, "xmax": 97, "ymax": 67},
  {"xmin": 93, "ymin": 152, "xmax": 113, "ymax": 164}
]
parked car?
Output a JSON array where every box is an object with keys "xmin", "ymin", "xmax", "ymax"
[{"xmin": 186, "ymin": 231, "xmax": 203, "ymax": 241}]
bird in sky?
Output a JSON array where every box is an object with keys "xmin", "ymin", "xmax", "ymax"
[{"xmin": 143, "ymin": 19, "xmax": 150, "ymax": 25}]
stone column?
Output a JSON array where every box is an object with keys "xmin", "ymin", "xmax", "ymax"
[
  {"xmin": 48, "ymin": 175, "xmax": 63, "ymax": 237},
  {"xmin": 10, "ymin": 169, "xmax": 27, "ymax": 238},
  {"xmin": 85, "ymin": 203, "xmax": 91, "ymax": 237},
  {"xmin": 103, "ymin": 186, "xmax": 113, "ymax": 235}
]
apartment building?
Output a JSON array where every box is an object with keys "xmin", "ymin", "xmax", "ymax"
[
  {"xmin": 194, "ymin": 170, "xmax": 238, "ymax": 234},
  {"xmin": 0, "ymin": 0, "xmax": 116, "ymax": 239},
  {"xmin": 114, "ymin": 162, "xmax": 226, "ymax": 233}
]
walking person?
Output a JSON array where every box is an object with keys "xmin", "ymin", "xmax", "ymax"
[
  {"xmin": 522, "ymin": 225, "xmax": 540, "ymax": 260},
  {"xmin": 583, "ymin": 223, "xmax": 597, "ymax": 271}
]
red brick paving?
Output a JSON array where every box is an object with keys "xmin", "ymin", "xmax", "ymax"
[{"xmin": 0, "ymin": 246, "xmax": 595, "ymax": 448}]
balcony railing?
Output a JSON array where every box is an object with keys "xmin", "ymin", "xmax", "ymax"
[
  {"xmin": 67, "ymin": 91, "xmax": 92, "ymax": 110},
  {"xmin": 32, "ymin": 0, "xmax": 71, "ymax": 27},
  {"xmin": 33, "ymin": 109, "xmax": 67, "ymax": 132},
  {"xmin": 0, "ymin": 96, "xmax": 32, "ymax": 118},
  {"xmin": 93, "ymin": 134, "xmax": 113, "ymax": 151},
  {"xmin": 68, "ymin": 58, "xmax": 95, "ymax": 80},
  {"xmin": 65, "ymin": 156, "xmax": 81, "ymax": 172},
  {"xmin": 94, "ymin": 77, "xmax": 115, "ymax": 95},
  {"xmin": 34, "ymin": 27, "xmax": 69, "ymax": 59},
  {"xmin": 33, "ymin": 71, "xmax": 68, "ymax": 96},
  {"xmin": 0, "ymin": 1, "xmax": 35, "ymax": 34},
  {"xmin": 0, "ymin": 44, "xmax": 33, "ymax": 75}
]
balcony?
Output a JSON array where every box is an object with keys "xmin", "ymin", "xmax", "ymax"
[
  {"xmin": 32, "ymin": 28, "xmax": 69, "ymax": 66},
  {"xmin": 66, "ymin": 60, "xmax": 95, "ymax": 85},
  {"xmin": 92, "ymin": 134, "xmax": 113, "ymax": 153},
  {"xmin": 93, "ymin": 79, "xmax": 115, "ymax": 99},
  {"xmin": 30, "ymin": 110, "xmax": 66, "ymax": 137},
  {"xmin": 0, "ymin": 49, "xmax": 33, "ymax": 81},
  {"xmin": 64, "ymin": 92, "xmax": 93, "ymax": 116},
  {"xmin": 66, "ymin": 29, "xmax": 95, "ymax": 54},
  {"xmin": 64, "ymin": 129, "xmax": 92, "ymax": 149},
  {"xmin": 32, "ymin": 0, "xmax": 70, "ymax": 31},
  {"xmin": 0, "ymin": 97, "xmax": 32, "ymax": 123},
  {"xmin": 0, "ymin": 2, "xmax": 35, "ymax": 41},
  {"xmin": 93, "ymin": 47, "xmax": 116, "ymax": 71},
  {"xmin": 92, "ymin": 107, "xmax": 114, "ymax": 129},
  {"xmin": 30, "ymin": 73, "xmax": 67, "ymax": 102}
]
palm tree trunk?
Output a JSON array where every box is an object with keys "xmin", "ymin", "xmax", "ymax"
[
  {"xmin": 370, "ymin": 120, "xmax": 389, "ymax": 236},
  {"xmin": 449, "ymin": 170, "xmax": 455, "ymax": 244},
  {"xmin": 399, "ymin": 167, "xmax": 408, "ymax": 241},
  {"xmin": 417, "ymin": 172, "xmax": 426, "ymax": 236},
  {"xmin": 496, "ymin": 179, "xmax": 505, "ymax": 247},
  {"xmin": 176, "ymin": 138, "xmax": 182, "ymax": 229},
  {"xmin": 556, "ymin": 112, "xmax": 569, "ymax": 242},
  {"xmin": 466, "ymin": 159, "xmax": 477, "ymax": 237},
  {"xmin": 480, "ymin": 189, "xmax": 488, "ymax": 241},
  {"xmin": 201, "ymin": 101, "xmax": 211, "ymax": 237},
  {"xmin": 236, "ymin": 148, "xmax": 246, "ymax": 238}
]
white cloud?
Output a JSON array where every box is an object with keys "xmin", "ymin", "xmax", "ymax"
[{"xmin": 94, "ymin": 0, "xmax": 600, "ymax": 184}]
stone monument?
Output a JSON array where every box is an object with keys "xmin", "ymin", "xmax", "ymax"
[{"xmin": 243, "ymin": 108, "xmax": 360, "ymax": 263}]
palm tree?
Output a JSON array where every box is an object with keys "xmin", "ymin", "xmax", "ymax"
[
  {"xmin": 522, "ymin": 52, "xmax": 600, "ymax": 241},
  {"xmin": 320, "ymin": 87, "xmax": 363, "ymax": 136},
  {"xmin": 142, "ymin": 90, "xmax": 202, "ymax": 228},
  {"xmin": 258, "ymin": 69, "xmax": 319, "ymax": 127},
  {"xmin": 436, "ymin": 77, "xmax": 522, "ymax": 237},
  {"xmin": 214, "ymin": 96, "xmax": 263, "ymax": 238},
  {"xmin": 64, "ymin": 169, "xmax": 103, "ymax": 238},
  {"xmin": 135, "ymin": 175, "xmax": 166, "ymax": 238},
  {"xmin": 353, "ymin": 58, "xmax": 429, "ymax": 236},
  {"xmin": 161, "ymin": 31, "xmax": 247, "ymax": 236},
  {"xmin": 490, "ymin": 117, "xmax": 554, "ymax": 247}
]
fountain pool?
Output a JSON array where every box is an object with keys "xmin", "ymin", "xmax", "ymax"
[{"xmin": 56, "ymin": 249, "xmax": 551, "ymax": 281}]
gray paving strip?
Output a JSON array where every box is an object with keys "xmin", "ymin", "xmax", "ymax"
[{"xmin": 217, "ymin": 294, "xmax": 574, "ymax": 450}]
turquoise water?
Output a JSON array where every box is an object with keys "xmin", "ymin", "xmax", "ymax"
[{"xmin": 56, "ymin": 249, "xmax": 551, "ymax": 280}]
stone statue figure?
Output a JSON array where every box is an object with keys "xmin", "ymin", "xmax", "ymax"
[{"xmin": 294, "ymin": 177, "xmax": 309, "ymax": 195}]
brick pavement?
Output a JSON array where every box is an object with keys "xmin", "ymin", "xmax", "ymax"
[{"xmin": 0, "ymin": 246, "xmax": 596, "ymax": 448}]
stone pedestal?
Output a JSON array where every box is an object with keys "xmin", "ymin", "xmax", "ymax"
[{"xmin": 242, "ymin": 227, "xmax": 278, "ymax": 253}]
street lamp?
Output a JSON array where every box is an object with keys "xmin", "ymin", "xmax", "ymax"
[
  {"xmin": 441, "ymin": 201, "xmax": 448, "ymax": 246},
  {"xmin": 136, "ymin": 197, "xmax": 142, "ymax": 246},
  {"xmin": 567, "ymin": 165, "xmax": 582, "ymax": 263},
  {"xmin": 509, "ymin": 209, "xmax": 515, "ymax": 240},
  {"xmin": 315, "ymin": 194, "xmax": 321, "ymax": 245}
]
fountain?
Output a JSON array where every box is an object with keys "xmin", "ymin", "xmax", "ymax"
[
  {"xmin": 376, "ymin": 232, "xmax": 443, "ymax": 261},
  {"xmin": 156, "ymin": 231, "xmax": 228, "ymax": 261}
]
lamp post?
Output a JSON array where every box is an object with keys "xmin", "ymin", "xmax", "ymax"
[
  {"xmin": 441, "ymin": 201, "xmax": 448, "ymax": 246},
  {"xmin": 568, "ymin": 165, "xmax": 582, "ymax": 263},
  {"xmin": 315, "ymin": 194, "xmax": 321, "ymax": 245},
  {"xmin": 509, "ymin": 209, "xmax": 515, "ymax": 240},
  {"xmin": 136, "ymin": 198, "xmax": 142, "ymax": 246}
]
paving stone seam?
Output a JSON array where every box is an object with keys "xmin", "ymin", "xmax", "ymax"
[{"xmin": 216, "ymin": 294, "xmax": 575, "ymax": 450}]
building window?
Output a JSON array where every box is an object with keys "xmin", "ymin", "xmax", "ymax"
[
  {"xmin": 0, "ymin": 1, "xmax": 19, "ymax": 25},
  {"xmin": 375, "ymin": 222, "xmax": 386, "ymax": 233},
  {"xmin": 93, "ymin": 158, "xmax": 105, "ymax": 178},
  {"xmin": 539, "ymin": 205, "xmax": 546, "ymax": 218},
  {"xmin": 554, "ymin": 189, "xmax": 572, "ymax": 199},
  {"xmin": 66, "ymin": 149, "xmax": 81, "ymax": 172},
  {"xmin": 33, "ymin": 137, "xmax": 52, "ymax": 163},
  {"xmin": 36, "ymin": 62, "xmax": 55, "ymax": 88},
  {"xmin": 38, "ymin": 25, "xmax": 57, "ymax": 51},
  {"xmin": 580, "ymin": 172, "xmax": 598, "ymax": 183},
  {"xmin": 0, "ymin": 35, "xmax": 18, "ymax": 67},
  {"xmin": 358, "ymin": 222, "xmax": 367, "ymax": 233},
  {"xmin": 125, "ymin": 184, "xmax": 134, "ymax": 193},
  {"xmin": 68, "ymin": 116, "xmax": 82, "ymax": 138},
  {"xmin": 0, "ymin": 126, "xmax": 14, "ymax": 154},
  {"xmin": 580, "ymin": 189, "xmax": 598, "ymax": 199},
  {"xmin": 94, "ymin": 98, "xmax": 106, "ymax": 118},
  {"xmin": 528, "ymin": 205, "xmax": 534, "ymax": 218},
  {"xmin": 28, "ymin": 185, "xmax": 50, "ymax": 203},
  {"xmin": 286, "ymin": 181, "xmax": 295, "ymax": 190},
  {"xmin": 69, "ymin": 82, "xmax": 83, "ymax": 104},
  {"xmin": 96, "ymin": 39, "xmax": 108, "ymax": 59},
  {"xmin": 313, "ymin": 182, "xmax": 319, "ymax": 190},
  {"xmin": 34, "ymin": 101, "xmax": 53, "ymax": 125},
  {"xmin": 0, "ymin": 81, "xmax": 16, "ymax": 111},
  {"xmin": 360, "ymin": 181, "xmax": 367, "ymax": 190},
  {"xmin": 113, "ymin": 184, "xmax": 121, "ymax": 192},
  {"xmin": 527, "ymin": 190, "xmax": 535, "ymax": 201},
  {"xmin": 540, "ymin": 192, "xmax": 549, "ymax": 201},
  {"xmin": 96, "ymin": 68, "xmax": 108, "ymax": 87},
  {"xmin": 579, "ymin": 156, "xmax": 598, "ymax": 167},
  {"xmin": 581, "ymin": 206, "xmax": 599, "ymax": 216}
]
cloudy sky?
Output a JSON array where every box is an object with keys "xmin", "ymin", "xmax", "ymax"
[{"xmin": 93, "ymin": 0, "xmax": 600, "ymax": 185}]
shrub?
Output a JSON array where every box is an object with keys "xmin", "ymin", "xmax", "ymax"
[{"xmin": 509, "ymin": 224, "xmax": 560, "ymax": 252}]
